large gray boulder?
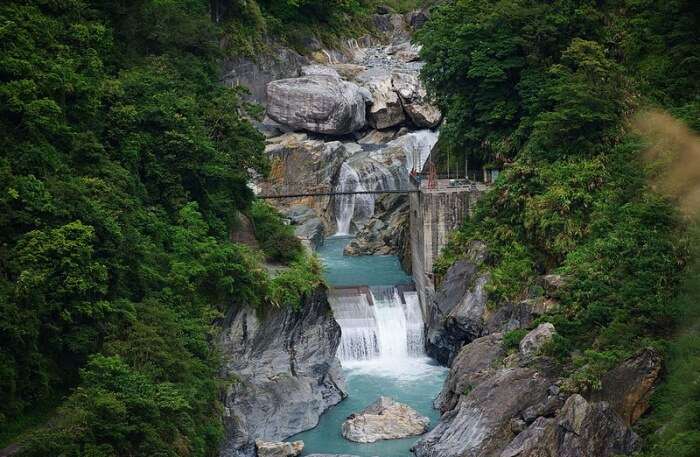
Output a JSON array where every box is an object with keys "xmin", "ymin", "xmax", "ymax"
[
  {"xmin": 391, "ymin": 71, "xmax": 441, "ymax": 128},
  {"xmin": 434, "ymin": 333, "xmax": 505, "ymax": 413},
  {"xmin": 412, "ymin": 368, "xmax": 551, "ymax": 457},
  {"xmin": 267, "ymin": 75, "xmax": 368, "ymax": 135},
  {"xmin": 342, "ymin": 397, "xmax": 430, "ymax": 443},
  {"xmin": 519, "ymin": 323, "xmax": 556, "ymax": 358},
  {"xmin": 219, "ymin": 289, "xmax": 347, "ymax": 457},
  {"xmin": 500, "ymin": 394, "xmax": 639, "ymax": 457}
]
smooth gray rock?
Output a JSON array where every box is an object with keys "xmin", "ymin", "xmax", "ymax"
[
  {"xmin": 267, "ymin": 76, "xmax": 367, "ymax": 135},
  {"xmin": 342, "ymin": 397, "xmax": 429, "ymax": 443},
  {"xmin": 412, "ymin": 368, "xmax": 551, "ymax": 457},
  {"xmin": 434, "ymin": 333, "xmax": 505, "ymax": 413},
  {"xmin": 499, "ymin": 395, "xmax": 639, "ymax": 457},
  {"xmin": 219, "ymin": 289, "xmax": 347, "ymax": 457}
]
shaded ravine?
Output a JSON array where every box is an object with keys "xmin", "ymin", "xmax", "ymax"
[{"xmin": 292, "ymin": 237, "xmax": 446, "ymax": 457}]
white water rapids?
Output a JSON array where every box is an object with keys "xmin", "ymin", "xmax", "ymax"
[{"xmin": 329, "ymin": 286, "xmax": 426, "ymax": 371}]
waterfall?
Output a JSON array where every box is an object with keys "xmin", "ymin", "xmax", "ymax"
[
  {"xmin": 335, "ymin": 163, "xmax": 374, "ymax": 235},
  {"xmin": 329, "ymin": 286, "xmax": 426, "ymax": 364}
]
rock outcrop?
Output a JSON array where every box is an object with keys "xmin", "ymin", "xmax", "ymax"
[
  {"xmin": 357, "ymin": 70, "xmax": 405, "ymax": 129},
  {"xmin": 500, "ymin": 394, "xmax": 639, "ymax": 457},
  {"xmin": 343, "ymin": 193, "xmax": 409, "ymax": 259},
  {"xmin": 341, "ymin": 396, "xmax": 429, "ymax": 443},
  {"xmin": 266, "ymin": 75, "xmax": 368, "ymax": 135},
  {"xmin": 255, "ymin": 440, "xmax": 304, "ymax": 457},
  {"xmin": 434, "ymin": 333, "xmax": 505, "ymax": 413},
  {"xmin": 519, "ymin": 323, "xmax": 556, "ymax": 358},
  {"xmin": 590, "ymin": 347, "xmax": 663, "ymax": 425},
  {"xmin": 425, "ymin": 241, "xmax": 490, "ymax": 364},
  {"xmin": 391, "ymin": 71, "xmax": 442, "ymax": 128},
  {"xmin": 283, "ymin": 205, "xmax": 325, "ymax": 250},
  {"xmin": 219, "ymin": 289, "xmax": 346, "ymax": 457},
  {"xmin": 413, "ymin": 368, "xmax": 551, "ymax": 457}
]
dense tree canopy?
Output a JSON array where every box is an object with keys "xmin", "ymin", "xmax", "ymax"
[
  {"xmin": 421, "ymin": 1, "xmax": 698, "ymax": 453},
  {"xmin": 0, "ymin": 1, "xmax": 320, "ymax": 454}
]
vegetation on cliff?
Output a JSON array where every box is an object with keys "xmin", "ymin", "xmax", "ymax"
[
  {"xmin": 0, "ymin": 0, "xmax": 322, "ymax": 454},
  {"xmin": 219, "ymin": 0, "xmax": 434, "ymax": 56},
  {"xmin": 419, "ymin": 0, "xmax": 698, "ymax": 450}
]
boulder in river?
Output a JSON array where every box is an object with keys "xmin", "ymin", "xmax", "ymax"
[
  {"xmin": 266, "ymin": 75, "xmax": 368, "ymax": 135},
  {"xmin": 255, "ymin": 440, "xmax": 304, "ymax": 457},
  {"xmin": 341, "ymin": 396, "xmax": 430, "ymax": 443}
]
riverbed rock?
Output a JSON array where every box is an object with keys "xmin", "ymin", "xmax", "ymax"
[
  {"xmin": 590, "ymin": 347, "xmax": 663, "ymax": 425},
  {"xmin": 301, "ymin": 65, "xmax": 340, "ymax": 77},
  {"xmin": 219, "ymin": 289, "xmax": 347, "ymax": 457},
  {"xmin": 344, "ymin": 193, "xmax": 409, "ymax": 259},
  {"xmin": 259, "ymin": 134, "xmax": 351, "ymax": 230},
  {"xmin": 267, "ymin": 75, "xmax": 367, "ymax": 135},
  {"xmin": 391, "ymin": 71, "xmax": 441, "ymax": 128},
  {"xmin": 255, "ymin": 440, "xmax": 304, "ymax": 457},
  {"xmin": 434, "ymin": 333, "xmax": 505, "ymax": 413},
  {"xmin": 519, "ymin": 323, "xmax": 556, "ymax": 358},
  {"xmin": 357, "ymin": 70, "xmax": 406, "ymax": 129},
  {"xmin": 341, "ymin": 396, "xmax": 430, "ymax": 443},
  {"xmin": 386, "ymin": 42, "xmax": 421, "ymax": 62},
  {"xmin": 412, "ymin": 368, "xmax": 551, "ymax": 457},
  {"xmin": 500, "ymin": 394, "xmax": 639, "ymax": 457}
]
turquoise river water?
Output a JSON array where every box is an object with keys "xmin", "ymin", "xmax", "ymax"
[{"xmin": 292, "ymin": 236, "xmax": 447, "ymax": 457}]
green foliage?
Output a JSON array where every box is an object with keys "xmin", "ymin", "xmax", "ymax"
[
  {"xmin": 423, "ymin": 0, "xmax": 696, "ymax": 404},
  {"xmin": 249, "ymin": 201, "xmax": 303, "ymax": 263},
  {"xmin": 0, "ymin": 0, "xmax": 319, "ymax": 453},
  {"xmin": 637, "ymin": 222, "xmax": 700, "ymax": 457},
  {"xmin": 269, "ymin": 256, "xmax": 325, "ymax": 312},
  {"xmin": 221, "ymin": 0, "xmax": 431, "ymax": 56},
  {"xmin": 502, "ymin": 329, "xmax": 528, "ymax": 351}
]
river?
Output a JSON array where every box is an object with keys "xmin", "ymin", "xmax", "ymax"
[{"xmin": 292, "ymin": 236, "xmax": 447, "ymax": 457}]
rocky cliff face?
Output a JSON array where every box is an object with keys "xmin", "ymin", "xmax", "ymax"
[
  {"xmin": 246, "ymin": 9, "xmax": 439, "ymax": 255},
  {"xmin": 219, "ymin": 289, "xmax": 346, "ymax": 457},
  {"xmin": 415, "ymin": 321, "xmax": 646, "ymax": 457},
  {"xmin": 418, "ymin": 237, "xmax": 663, "ymax": 457}
]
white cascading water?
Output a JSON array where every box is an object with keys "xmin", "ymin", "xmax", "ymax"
[
  {"xmin": 329, "ymin": 286, "xmax": 426, "ymax": 366},
  {"xmin": 335, "ymin": 163, "xmax": 374, "ymax": 235}
]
